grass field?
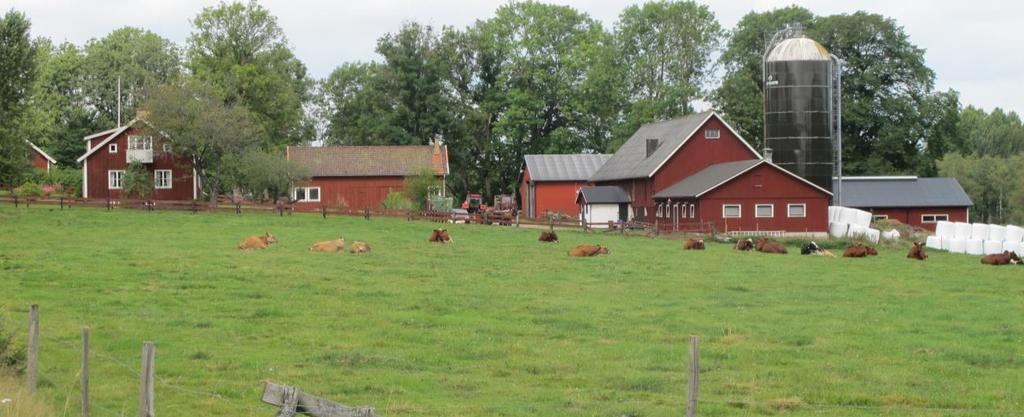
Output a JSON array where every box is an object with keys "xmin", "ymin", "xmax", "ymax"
[{"xmin": 0, "ymin": 204, "xmax": 1022, "ymax": 417}]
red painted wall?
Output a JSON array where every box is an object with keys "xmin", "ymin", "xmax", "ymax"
[
  {"xmin": 84, "ymin": 127, "xmax": 194, "ymax": 200},
  {"xmin": 31, "ymin": 151, "xmax": 49, "ymax": 172},
  {"xmin": 862, "ymin": 207, "xmax": 969, "ymax": 232},
  {"xmin": 520, "ymin": 167, "xmax": 589, "ymax": 218},
  {"xmin": 293, "ymin": 176, "xmax": 408, "ymax": 211},
  {"xmin": 689, "ymin": 164, "xmax": 829, "ymax": 233}
]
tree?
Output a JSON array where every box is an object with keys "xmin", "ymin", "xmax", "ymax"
[
  {"xmin": 375, "ymin": 22, "xmax": 451, "ymax": 145},
  {"xmin": 187, "ymin": 0, "xmax": 313, "ymax": 148},
  {"xmin": 957, "ymin": 106, "xmax": 1024, "ymax": 157},
  {"xmin": 140, "ymin": 79, "xmax": 265, "ymax": 202},
  {"xmin": 402, "ymin": 168, "xmax": 441, "ymax": 210},
  {"xmin": 938, "ymin": 153, "xmax": 1023, "ymax": 224},
  {"xmin": 121, "ymin": 162, "xmax": 154, "ymax": 199},
  {"xmin": 26, "ymin": 39, "xmax": 100, "ymax": 166},
  {"xmin": 0, "ymin": 9, "xmax": 38, "ymax": 186},
  {"xmin": 231, "ymin": 149, "xmax": 309, "ymax": 203},
  {"xmin": 320, "ymin": 62, "xmax": 396, "ymax": 145}
]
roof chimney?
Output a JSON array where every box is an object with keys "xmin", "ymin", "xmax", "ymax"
[
  {"xmin": 136, "ymin": 110, "xmax": 150, "ymax": 120},
  {"xmin": 646, "ymin": 139, "xmax": 660, "ymax": 158},
  {"xmin": 764, "ymin": 148, "xmax": 773, "ymax": 163},
  {"xmin": 433, "ymin": 134, "xmax": 442, "ymax": 155}
]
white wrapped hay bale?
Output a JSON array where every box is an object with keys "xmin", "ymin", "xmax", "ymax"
[
  {"xmin": 934, "ymin": 221, "xmax": 955, "ymax": 238},
  {"xmin": 828, "ymin": 222, "xmax": 849, "ymax": 238},
  {"xmin": 988, "ymin": 225, "xmax": 1007, "ymax": 242},
  {"xmin": 984, "ymin": 240, "xmax": 1005, "ymax": 255},
  {"xmin": 855, "ymin": 210, "xmax": 873, "ymax": 227},
  {"xmin": 828, "ymin": 206, "xmax": 841, "ymax": 222},
  {"xmin": 864, "ymin": 228, "xmax": 881, "ymax": 244},
  {"xmin": 954, "ymin": 222, "xmax": 973, "ymax": 239},
  {"xmin": 926, "ymin": 235, "xmax": 942, "ymax": 250},
  {"xmin": 942, "ymin": 238, "xmax": 954, "ymax": 251},
  {"xmin": 948, "ymin": 239, "xmax": 967, "ymax": 254},
  {"xmin": 971, "ymin": 224, "xmax": 991, "ymax": 240},
  {"xmin": 1003, "ymin": 241, "xmax": 1023, "ymax": 256},
  {"xmin": 847, "ymin": 224, "xmax": 869, "ymax": 239},
  {"xmin": 881, "ymin": 229, "xmax": 901, "ymax": 240},
  {"xmin": 1006, "ymin": 225, "xmax": 1024, "ymax": 243},
  {"xmin": 965, "ymin": 239, "xmax": 985, "ymax": 255},
  {"xmin": 839, "ymin": 208, "xmax": 859, "ymax": 225}
]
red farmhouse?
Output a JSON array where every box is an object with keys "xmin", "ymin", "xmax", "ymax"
[
  {"xmin": 26, "ymin": 141, "xmax": 56, "ymax": 173},
  {"xmin": 835, "ymin": 176, "xmax": 972, "ymax": 232},
  {"xmin": 77, "ymin": 118, "xmax": 198, "ymax": 200},
  {"xmin": 521, "ymin": 154, "xmax": 609, "ymax": 218},
  {"xmin": 286, "ymin": 142, "xmax": 449, "ymax": 211}
]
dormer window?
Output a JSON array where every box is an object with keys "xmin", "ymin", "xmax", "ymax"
[
  {"xmin": 109, "ymin": 143, "xmax": 118, "ymax": 153},
  {"xmin": 705, "ymin": 128, "xmax": 720, "ymax": 139},
  {"xmin": 646, "ymin": 139, "xmax": 660, "ymax": 158}
]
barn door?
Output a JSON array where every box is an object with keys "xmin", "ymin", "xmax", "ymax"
[{"xmin": 618, "ymin": 203, "xmax": 628, "ymax": 222}]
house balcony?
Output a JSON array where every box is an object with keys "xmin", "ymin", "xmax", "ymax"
[{"xmin": 127, "ymin": 149, "xmax": 153, "ymax": 164}]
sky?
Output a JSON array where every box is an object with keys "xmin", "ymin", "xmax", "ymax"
[{"xmin": 9, "ymin": 0, "xmax": 1023, "ymax": 114}]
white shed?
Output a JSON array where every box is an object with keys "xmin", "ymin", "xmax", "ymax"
[{"xmin": 577, "ymin": 186, "xmax": 632, "ymax": 228}]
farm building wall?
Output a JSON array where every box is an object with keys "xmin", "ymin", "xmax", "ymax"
[
  {"xmin": 83, "ymin": 127, "xmax": 194, "ymax": 201},
  {"xmin": 581, "ymin": 203, "xmax": 624, "ymax": 227},
  {"xmin": 520, "ymin": 168, "xmax": 590, "ymax": 218},
  {"xmin": 31, "ymin": 151, "xmax": 50, "ymax": 172},
  {"xmin": 293, "ymin": 176, "xmax": 428, "ymax": 211},
  {"xmin": 695, "ymin": 164, "xmax": 829, "ymax": 233},
  {"xmin": 860, "ymin": 207, "xmax": 969, "ymax": 232}
]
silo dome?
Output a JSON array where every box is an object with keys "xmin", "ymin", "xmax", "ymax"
[{"xmin": 766, "ymin": 37, "xmax": 830, "ymax": 62}]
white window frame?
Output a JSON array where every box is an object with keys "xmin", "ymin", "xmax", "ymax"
[
  {"xmin": 755, "ymin": 204, "xmax": 774, "ymax": 218},
  {"xmin": 787, "ymin": 203, "xmax": 806, "ymax": 218},
  {"xmin": 162, "ymin": 143, "xmax": 172, "ymax": 153},
  {"xmin": 128, "ymin": 135, "xmax": 152, "ymax": 151},
  {"xmin": 293, "ymin": 186, "xmax": 321, "ymax": 202},
  {"xmin": 722, "ymin": 204, "xmax": 741, "ymax": 218},
  {"xmin": 154, "ymin": 169, "xmax": 172, "ymax": 189},
  {"xmin": 705, "ymin": 128, "xmax": 720, "ymax": 139},
  {"xmin": 108, "ymin": 170, "xmax": 124, "ymax": 189},
  {"xmin": 872, "ymin": 214, "xmax": 889, "ymax": 221},
  {"xmin": 921, "ymin": 214, "xmax": 948, "ymax": 224},
  {"xmin": 689, "ymin": 203, "xmax": 695, "ymax": 219},
  {"xmin": 108, "ymin": 143, "xmax": 118, "ymax": 153}
]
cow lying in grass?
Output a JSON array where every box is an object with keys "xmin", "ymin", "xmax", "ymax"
[
  {"xmin": 755, "ymin": 238, "xmax": 787, "ymax": 254},
  {"xmin": 538, "ymin": 231, "xmax": 559, "ymax": 243},
  {"xmin": 684, "ymin": 238, "xmax": 705, "ymax": 250},
  {"xmin": 238, "ymin": 232, "xmax": 277, "ymax": 250},
  {"xmin": 568, "ymin": 244, "xmax": 609, "ymax": 257},
  {"xmin": 734, "ymin": 238, "xmax": 754, "ymax": 251},
  {"xmin": 843, "ymin": 243, "xmax": 878, "ymax": 258},
  {"xmin": 906, "ymin": 241, "xmax": 928, "ymax": 261},
  {"xmin": 800, "ymin": 241, "xmax": 834, "ymax": 257},
  {"xmin": 310, "ymin": 237, "xmax": 345, "ymax": 252},
  {"xmin": 981, "ymin": 251, "xmax": 1020, "ymax": 265},
  {"xmin": 349, "ymin": 241, "xmax": 371, "ymax": 253},
  {"xmin": 428, "ymin": 229, "xmax": 452, "ymax": 243}
]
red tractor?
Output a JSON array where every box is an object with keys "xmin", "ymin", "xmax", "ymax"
[{"xmin": 462, "ymin": 193, "xmax": 485, "ymax": 214}]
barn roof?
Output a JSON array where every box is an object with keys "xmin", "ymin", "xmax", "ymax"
[
  {"xmin": 577, "ymin": 186, "xmax": 631, "ymax": 204},
  {"xmin": 654, "ymin": 159, "xmax": 832, "ymax": 199},
  {"xmin": 590, "ymin": 111, "xmax": 759, "ymax": 182},
  {"xmin": 287, "ymin": 145, "xmax": 449, "ymax": 177},
  {"xmin": 837, "ymin": 177, "xmax": 972, "ymax": 208},
  {"xmin": 524, "ymin": 154, "xmax": 610, "ymax": 182}
]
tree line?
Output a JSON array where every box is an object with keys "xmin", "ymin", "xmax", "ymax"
[{"xmin": 1, "ymin": 1, "xmax": 1022, "ymax": 219}]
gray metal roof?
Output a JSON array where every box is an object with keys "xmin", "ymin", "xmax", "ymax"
[
  {"xmin": 577, "ymin": 186, "xmax": 631, "ymax": 204},
  {"xmin": 837, "ymin": 177, "xmax": 973, "ymax": 208},
  {"xmin": 654, "ymin": 159, "xmax": 762, "ymax": 199},
  {"xmin": 524, "ymin": 154, "xmax": 611, "ymax": 182}
]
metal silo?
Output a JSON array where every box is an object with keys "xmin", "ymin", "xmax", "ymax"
[{"xmin": 763, "ymin": 25, "xmax": 842, "ymax": 201}]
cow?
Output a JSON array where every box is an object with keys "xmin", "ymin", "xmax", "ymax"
[
  {"xmin": 238, "ymin": 232, "xmax": 277, "ymax": 250},
  {"xmin": 428, "ymin": 228, "xmax": 452, "ymax": 243},
  {"xmin": 310, "ymin": 237, "xmax": 345, "ymax": 252},
  {"xmin": 734, "ymin": 238, "xmax": 754, "ymax": 251},
  {"xmin": 800, "ymin": 241, "xmax": 821, "ymax": 255},
  {"xmin": 906, "ymin": 241, "xmax": 928, "ymax": 261},
  {"xmin": 684, "ymin": 238, "xmax": 705, "ymax": 250},
  {"xmin": 349, "ymin": 241, "xmax": 371, "ymax": 254},
  {"xmin": 539, "ymin": 231, "xmax": 559, "ymax": 243},
  {"xmin": 981, "ymin": 251, "xmax": 1021, "ymax": 265},
  {"xmin": 568, "ymin": 244, "xmax": 609, "ymax": 257},
  {"xmin": 843, "ymin": 243, "xmax": 878, "ymax": 258},
  {"xmin": 866, "ymin": 246, "xmax": 879, "ymax": 256},
  {"xmin": 756, "ymin": 238, "xmax": 787, "ymax": 254}
]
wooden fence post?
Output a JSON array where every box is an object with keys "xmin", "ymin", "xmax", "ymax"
[
  {"xmin": 27, "ymin": 304, "xmax": 39, "ymax": 393},
  {"xmin": 686, "ymin": 335, "xmax": 700, "ymax": 417},
  {"xmin": 139, "ymin": 342, "xmax": 155, "ymax": 417},
  {"xmin": 235, "ymin": 202, "xmax": 241, "ymax": 215},
  {"xmin": 321, "ymin": 205, "xmax": 326, "ymax": 219},
  {"xmin": 60, "ymin": 197, "xmax": 64, "ymax": 210},
  {"xmin": 13, "ymin": 195, "xmax": 18, "ymax": 208},
  {"xmin": 82, "ymin": 327, "xmax": 90, "ymax": 417},
  {"xmin": 364, "ymin": 208, "xmax": 370, "ymax": 220}
]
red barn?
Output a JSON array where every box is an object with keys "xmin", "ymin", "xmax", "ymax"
[
  {"xmin": 26, "ymin": 141, "xmax": 56, "ymax": 173},
  {"xmin": 521, "ymin": 154, "xmax": 609, "ymax": 218},
  {"xmin": 77, "ymin": 118, "xmax": 198, "ymax": 200},
  {"xmin": 286, "ymin": 142, "xmax": 449, "ymax": 211},
  {"xmin": 835, "ymin": 177, "xmax": 972, "ymax": 231}
]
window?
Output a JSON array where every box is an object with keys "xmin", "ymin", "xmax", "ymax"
[
  {"xmin": 787, "ymin": 204, "xmax": 806, "ymax": 218},
  {"xmin": 689, "ymin": 204, "xmax": 695, "ymax": 218},
  {"xmin": 293, "ymin": 186, "xmax": 320, "ymax": 202},
  {"xmin": 705, "ymin": 128, "xmax": 720, "ymax": 139},
  {"xmin": 154, "ymin": 170, "xmax": 172, "ymax": 189},
  {"xmin": 723, "ymin": 204, "xmax": 741, "ymax": 218},
  {"xmin": 108, "ymin": 143, "xmax": 118, "ymax": 153},
  {"xmin": 162, "ymin": 143, "xmax": 172, "ymax": 153},
  {"xmin": 872, "ymin": 214, "xmax": 889, "ymax": 221},
  {"xmin": 128, "ymin": 136, "xmax": 152, "ymax": 150},
  {"xmin": 922, "ymin": 214, "xmax": 949, "ymax": 223},
  {"xmin": 755, "ymin": 204, "xmax": 774, "ymax": 218},
  {"xmin": 108, "ymin": 170, "xmax": 124, "ymax": 189}
]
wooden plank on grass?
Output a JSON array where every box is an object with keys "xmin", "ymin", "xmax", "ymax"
[{"xmin": 262, "ymin": 382, "xmax": 376, "ymax": 417}]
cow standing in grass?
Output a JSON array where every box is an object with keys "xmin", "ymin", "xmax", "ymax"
[
  {"xmin": 428, "ymin": 229, "xmax": 452, "ymax": 243},
  {"xmin": 981, "ymin": 251, "xmax": 1021, "ymax": 265},
  {"xmin": 568, "ymin": 245, "xmax": 609, "ymax": 257},
  {"xmin": 310, "ymin": 237, "xmax": 345, "ymax": 252},
  {"xmin": 238, "ymin": 232, "xmax": 277, "ymax": 250},
  {"xmin": 684, "ymin": 238, "xmax": 705, "ymax": 250},
  {"xmin": 906, "ymin": 241, "xmax": 928, "ymax": 261},
  {"xmin": 756, "ymin": 238, "xmax": 787, "ymax": 254}
]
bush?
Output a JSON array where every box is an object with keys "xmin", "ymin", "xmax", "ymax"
[
  {"xmin": 0, "ymin": 314, "xmax": 25, "ymax": 373},
  {"xmin": 402, "ymin": 169, "xmax": 441, "ymax": 210},
  {"xmin": 382, "ymin": 191, "xmax": 416, "ymax": 210},
  {"xmin": 14, "ymin": 182, "xmax": 43, "ymax": 197},
  {"xmin": 122, "ymin": 162, "xmax": 154, "ymax": 199}
]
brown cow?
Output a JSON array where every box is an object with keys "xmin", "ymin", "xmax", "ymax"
[
  {"xmin": 734, "ymin": 238, "xmax": 754, "ymax": 251},
  {"xmin": 843, "ymin": 243, "xmax": 873, "ymax": 258},
  {"xmin": 866, "ymin": 246, "xmax": 879, "ymax": 256},
  {"xmin": 568, "ymin": 244, "xmax": 609, "ymax": 257},
  {"xmin": 238, "ymin": 232, "xmax": 277, "ymax": 250},
  {"xmin": 539, "ymin": 231, "xmax": 559, "ymax": 243},
  {"xmin": 684, "ymin": 238, "xmax": 705, "ymax": 250},
  {"xmin": 349, "ymin": 241, "xmax": 371, "ymax": 253},
  {"xmin": 906, "ymin": 241, "xmax": 927, "ymax": 261},
  {"xmin": 428, "ymin": 229, "xmax": 452, "ymax": 243},
  {"xmin": 981, "ymin": 251, "xmax": 1021, "ymax": 265},
  {"xmin": 310, "ymin": 237, "xmax": 345, "ymax": 252},
  {"xmin": 755, "ymin": 238, "xmax": 787, "ymax": 254}
]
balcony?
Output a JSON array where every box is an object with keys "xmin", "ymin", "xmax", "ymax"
[{"xmin": 127, "ymin": 135, "xmax": 153, "ymax": 164}]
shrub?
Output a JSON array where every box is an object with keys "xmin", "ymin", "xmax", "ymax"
[
  {"xmin": 402, "ymin": 169, "xmax": 441, "ymax": 210},
  {"xmin": 122, "ymin": 162, "xmax": 154, "ymax": 199},
  {"xmin": 14, "ymin": 182, "xmax": 43, "ymax": 197},
  {"xmin": 0, "ymin": 314, "xmax": 25, "ymax": 373},
  {"xmin": 382, "ymin": 191, "xmax": 416, "ymax": 210}
]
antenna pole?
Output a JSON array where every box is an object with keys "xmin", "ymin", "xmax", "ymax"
[{"xmin": 117, "ymin": 77, "xmax": 122, "ymax": 127}]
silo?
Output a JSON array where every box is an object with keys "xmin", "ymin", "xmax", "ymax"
[{"xmin": 763, "ymin": 31, "xmax": 839, "ymax": 196}]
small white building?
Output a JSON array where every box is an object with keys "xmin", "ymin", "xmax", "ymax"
[{"xmin": 576, "ymin": 186, "xmax": 631, "ymax": 228}]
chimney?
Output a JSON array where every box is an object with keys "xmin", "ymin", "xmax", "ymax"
[
  {"xmin": 433, "ymin": 134, "xmax": 442, "ymax": 155},
  {"xmin": 764, "ymin": 148, "xmax": 773, "ymax": 163},
  {"xmin": 431, "ymin": 134, "xmax": 444, "ymax": 174},
  {"xmin": 136, "ymin": 110, "xmax": 151, "ymax": 120},
  {"xmin": 646, "ymin": 139, "xmax": 660, "ymax": 158}
]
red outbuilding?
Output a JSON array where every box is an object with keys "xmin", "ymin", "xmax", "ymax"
[
  {"xmin": 26, "ymin": 141, "xmax": 56, "ymax": 173},
  {"xmin": 521, "ymin": 154, "xmax": 609, "ymax": 218},
  {"xmin": 835, "ymin": 177, "xmax": 972, "ymax": 232},
  {"xmin": 77, "ymin": 118, "xmax": 198, "ymax": 201},
  {"xmin": 286, "ymin": 142, "xmax": 449, "ymax": 211}
]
